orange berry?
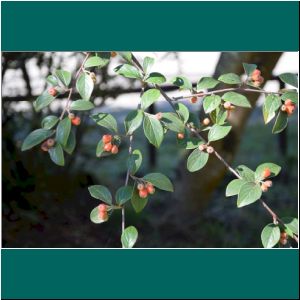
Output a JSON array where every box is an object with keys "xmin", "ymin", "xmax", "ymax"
[
  {"xmin": 103, "ymin": 142, "xmax": 113, "ymax": 152},
  {"xmin": 177, "ymin": 133, "xmax": 185, "ymax": 140},
  {"xmin": 46, "ymin": 138, "xmax": 55, "ymax": 148},
  {"xmin": 99, "ymin": 210, "xmax": 108, "ymax": 220},
  {"xmin": 262, "ymin": 168, "xmax": 271, "ymax": 179},
  {"xmin": 71, "ymin": 116, "xmax": 81, "ymax": 126},
  {"xmin": 224, "ymin": 101, "xmax": 231, "ymax": 110},
  {"xmin": 111, "ymin": 51, "xmax": 117, "ymax": 57},
  {"xmin": 48, "ymin": 87, "xmax": 57, "ymax": 97},
  {"xmin": 137, "ymin": 183, "xmax": 145, "ymax": 191},
  {"xmin": 251, "ymin": 69, "xmax": 261, "ymax": 81},
  {"xmin": 284, "ymin": 99, "xmax": 293, "ymax": 106},
  {"xmin": 190, "ymin": 96, "xmax": 198, "ymax": 104},
  {"xmin": 229, "ymin": 105, "xmax": 236, "ymax": 111},
  {"xmin": 207, "ymin": 146, "xmax": 214, "ymax": 154},
  {"xmin": 98, "ymin": 204, "xmax": 107, "ymax": 213},
  {"xmin": 139, "ymin": 189, "xmax": 148, "ymax": 199},
  {"xmin": 264, "ymin": 180, "xmax": 273, "ymax": 188},
  {"xmin": 68, "ymin": 113, "xmax": 75, "ymax": 120},
  {"xmin": 260, "ymin": 183, "xmax": 268, "ymax": 192},
  {"xmin": 146, "ymin": 183, "xmax": 155, "ymax": 195},
  {"xmin": 155, "ymin": 112, "xmax": 163, "ymax": 120},
  {"xmin": 111, "ymin": 145, "xmax": 119, "ymax": 154},
  {"xmin": 286, "ymin": 104, "xmax": 296, "ymax": 116},
  {"xmin": 41, "ymin": 141, "xmax": 49, "ymax": 152},
  {"xmin": 202, "ymin": 118, "xmax": 210, "ymax": 126},
  {"xmin": 102, "ymin": 134, "xmax": 112, "ymax": 144}
]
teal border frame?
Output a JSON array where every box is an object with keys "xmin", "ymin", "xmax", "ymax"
[{"xmin": 1, "ymin": 1, "xmax": 299, "ymax": 299}]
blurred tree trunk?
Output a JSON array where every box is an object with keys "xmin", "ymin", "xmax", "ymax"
[{"xmin": 176, "ymin": 52, "xmax": 282, "ymax": 213}]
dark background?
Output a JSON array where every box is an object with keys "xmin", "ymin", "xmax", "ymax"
[{"xmin": 1, "ymin": 51, "xmax": 298, "ymax": 248}]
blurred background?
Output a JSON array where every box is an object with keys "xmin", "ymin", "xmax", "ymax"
[{"xmin": 1, "ymin": 52, "xmax": 298, "ymax": 248}]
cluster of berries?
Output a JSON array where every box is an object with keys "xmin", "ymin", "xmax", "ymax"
[
  {"xmin": 281, "ymin": 99, "xmax": 296, "ymax": 116},
  {"xmin": 68, "ymin": 113, "xmax": 81, "ymax": 126},
  {"xmin": 102, "ymin": 135, "xmax": 119, "ymax": 154},
  {"xmin": 260, "ymin": 168, "xmax": 273, "ymax": 192},
  {"xmin": 41, "ymin": 138, "xmax": 55, "ymax": 152},
  {"xmin": 137, "ymin": 182, "xmax": 155, "ymax": 199},
  {"xmin": 199, "ymin": 144, "xmax": 214, "ymax": 154},
  {"xmin": 48, "ymin": 87, "xmax": 58, "ymax": 97},
  {"xmin": 251, "ymin": 69, "xmax": 264, "ymax": 87},
  {"xmin": 98, "ymin": 204, "xmax": 108, "ymax": 220}
]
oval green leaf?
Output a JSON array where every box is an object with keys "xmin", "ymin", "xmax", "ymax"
[
  {"xmin": 261, "ymin": 224, "xmax": 280, "ymax": 248},
  {"xmin": 237, "ymin": 182, "xmax": 262, "ymax": 208},
  {"xmin": 56, "ymin": 117, "xmax": 71, "ymax": 147},
  {"xmin": 48, "ymin": 143, "xmax": 65, "ymax": 166},
  {"xmin": 208, "ymin": 124, "xmax": 232, "ymax": 142},
  {"xmin": 88, "ymin": 185, "xmax": 112, "ymax": 205},
  {"xmin": 222, "ymin": 92, "xmax": 251, "ymax": 108},
  {"xmin": 121, "ymin": 226, "xmax": 138, "ymax": 248},
  {"xmin": 76, "ymin": 73, "xmax": 94, "ymax": 100},
  {"xmin": 203, "ymin": 95, "xmax": 222, "ymax": 113},
  {"xmin": 116, "ymin": 186, "xmax": 133, "ymax": 205},
  {"xmin": 21, "ymin": 129, "xmax": 54, "ymax": 151},
  {"xmin": 141, "ymin": 89, "xmax": 161, "ymax": 110},
  {"xmin": 187, "ymin": 148, "xmax": 209, "ymax": 172},
  {"xmin": 143, "ymin": 114, "xmax": 164, "ymax": 148},
  {"xmin": 143, "ymin": 173, "xmax": 174, "ymax": 192},
  {"xmin": 70, "ymin": 100, "xmax": 95, "ymax": 111}
]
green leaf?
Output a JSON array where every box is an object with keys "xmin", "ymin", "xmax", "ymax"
[
  {"xmin": 143, "ymin": 173, "xmax": 174, "ymax": 192},
  {"xmin": 56, "ymin": 117, "xmax": 71, "ymax": 147},
  {"xmin": 41, "ymin": 115, "xmax": 59, "ymax": 130},
  {"xmin": 145, "ymin": 72, "xmax": 166, "ymax": 84},
  {"xmin": 96, "ymin": 140, "xmax": 105, "ymax": 157},
  {"xmin": 91, "ymin": 113, "xmax": 118, "ymax": 133},
  {"xmin": 225, "ymin": 179, "xmax": 245, "ymax": 197},
  {"xmin": 70, "ymin": 100, "xmax": 95, "ymax": 111},
  {"xmin": 281, "ymin": 91, "xmax": 298, "ymax": 104},
  {"xmin": 161, "ymin": 113, "xmax": 185, "ymax": 132},
  {"xmin": 197, "ymin": 77, "xmax": 219, "ymax": 90},
  {"xmin": 88, "ymin": 185, "xmax": 112, "ymax": 205},
  {"xmin": 127, "ymin": 149, "xmax": 142, "ymax": 175},
  {"xmin": 118, "ymin": 52, "xmax": 132, "ymax": 63},
  {"xmin": 281, "ymin": 217, "xmax": 298, "ymax": 235},
  {"xmin": 124, "ymin": 110, "xmax": 143, "ymax": 135},
  {"xmin": 263, "ymin": 94, "xmax": 282, "ymax": 124},
  {"xmin": 218, "ymin": 73, "xmax": 241, "ymax": 85},
  {"xmin": 63, "ymin": 130, "xmax": 76, "ymax": 155},
  {"xmin": 177, "ymin": 135, "xmax": 202, "ymax": 149},
  {"xmin": 21, "ymin": 129, "xmax": 54, "ymax": 151},
  {"xmin": 114, "ymin": 64, "xmax": 142, "ymax": 79},
  {"xmin": 76, "ymin": 73, "xmax": 94, "ymax": 100},
  {"xmin": 33, "ymin": 91, "xmax": 55, "ymax": 112},
  {"xmin": 210, "ymin": 106, "xmax": 227, "ymax": 125},
  {"xmin": 237, "ymin": 182, "xmax": 262, "ymax": 208},
  {"xmin": 243, "ymin": 63, "xmax": 257, "ymax": 77},
  {"xmin": 55, "ymin": 69, "xmax": 71, "ymax": 87},
  {"xmin": 272, "ymin": 110, "xmax": 288, "ymax": 134},
  {"xmin": 203, "ymin": 95, "xmax": 222, "ymax": 113},
  {"xmin": 143, "ymin": 56, "xmax": 155, "ymax": 74},
  {"xmin": 46, "ymin": 75, "xmax": 58, "ymax": 86},
  {"xmin": 175, "ymin": 103, "xmax": 189, "ymax": 123},
  {"xmin": 116, "ymin": 186, "xmax": 133, "ymax": 205},
  {"xmin": 85, "ymin": 53, "xmax": 110, "ymax": 68},
  {"xmin": 255, "ymin": 163, "xmax": 281, "ymax": 181},
  {"xmin": 90, "ymin": 206, "xmax": 108, "ymax": 224},
  {"xmin": 222, "ymin": 92, "xmax": 251, "ymax": 108},
  {"xmin": 279, "ymin": 73, "xmax": 298, "ymax": 88},
  {"xmin": 143, "ymin": 114, "xmax": 164, "ymax": 148},
  {"xmin": 141, "ymin": 89, "xmax": 161, "ymax": 110},
  {"xmin": 208, "ymin": 124, "xmax": 232, "ymax": 142},
  {"xmin": 171, "ymin": 76, "xmax": 192, "ymax": 90},
  {"xmin": 121, "ymin": 226, "xmax": 138, "ymax": 248},
  {"xmin": 187, "ymin": 148, "xmax": 209, "ymax": 172},
  {"xmin": 131, "ymin": 189, "xmax": 148, "ymax": 213},
  {"xmin": 48, "ymin": 143, "xmax": 65, "ymax": 166},
  {"xmin": 236, "ymin": 165, "xmax": 255, "ymax": 182},
  {"xmin": 261, "ymin": 224, "xmax": 280, "ymax": 248}
]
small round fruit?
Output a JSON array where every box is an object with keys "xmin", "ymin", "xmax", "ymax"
[
  {"xmin": 68, "ymin": 113, "xmax": 75, "ymax": 120},
  {"xmin": 284, "ymin": 99, "xmax": 293, "ymax": 106},
  {"xmin": 264, "ymin": 180, "xmax": 273, "ymax": 188},
  {"xmin": 224, "ymin": 101, "xmax": 231, "ymax": 110},
  {"xmin": 111, "ymin": 145, "xmax": 119, "ymax": 154},
  {"xmin": 99, "ymin": 211, "xmax": 108, "ymax": 220},
  {"xmin": 48, "ymin": 87, "xmax": 57, "ymax": 96},
  {"xmin": 207, "ymin": 146, "xmax": 214, "ymax": 154},
  {"xmin": 260, "ymin": 183, "xmax": 268, "ymax": 192},
  {"xmin": 111, "ymin": 51, "xmax": 117, "ymax": 57},
  {"xmin": 251, "ymin": 69, "xmax": 261, "ymax": 81},
  {"xmin": 281, "ymin": 104, "xmax": 287, "ymax": 112},
  {"xmin": 98, "ymin": 204, "xmax": 107, "ymax": 213},
  {"xmin": 71, "ymin": 116, "xmax": 81, "ymax": 126},
  {"xmin": 46, "ymin": 138, "xmax": 55, "ymax": 148},
  {"xmin": 104, "ymin": 142, "xmax": 113, "ymax": 152},
  {"xmin": 262, "ymin": 168, "xmax": 271, "ymax": 179},
  {"xmin": 286, "ymin": 104, "xmax": 296, "ymax": 116},
  {"xmin": 41, "ymin": 142, "xmax": 49, "ymax": 152},
  {"xmin": 190, "ymin": 96, "xmax": 198, "ymax": 104},
  {"xmin": 177, "ymin": 133, "xmax": 185, "ymax": 140},
  {"xmin": 146, "ymin": 183, "xmax": 155, "ymax": 195},
  {"xmin": 155, "ymin": 112, "xmax": 163, "ymax": 120},
  {"xmin": 198, "ymin": 144, "xmax": 206, "ymax": 151},
  {"xmin": 139, "ymin": 189, "xmax": 148, "ymax": 199},
  {"xmin": 137, "ymin": 183, "xmax": 145, "ymax": 191},
  {"xmin": 202, "ymin": 118, "xmax": 210, "ymax": 126},
  {"xmin": 102, "ymin": 134, "xmax": 112, "ymax": 144}
]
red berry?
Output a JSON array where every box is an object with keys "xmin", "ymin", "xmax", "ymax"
[
  {"xmin": 111, "ymin": 145, "xmax": 119, "ymax": 154},
  {"xmin": 137, "ymin": 183, "xmax": 145, "ymax": 191},
  {"xmin": 102, "ymin": 135, "xmax": 112, "ymax": 144},
  {"xmin": 146, "ymin": 183, "xmax": 155, "ymax": 194},
  {"xmin": 48, "ymin": 87, "xmax": 57, "ymax": 97},
  {"xmin": 190, "ymin": 96, "xmax": 198, "ymax": 104},
  {"xmin": 177, "ymin": 133, "xmax": 185, "ymax": 140},
  {"xmin": 71, "ymin": 117, "xmax": 81, "ymax": 126},
  {"xmin": 284, "ymin": 99, "xmax": 293, "ymax": 106},
  {"xmin": 262, "ymin": 168, "xmax": 271, "ymax": 179},
  {"xmin": 41, "ymin": 141, "xmax": 49, "ymax": 152},
  {"xmin": 46, "ymin": 138, "xmax": 55, "ymax": 148},
  {"xmin": 286, "ymin": 103, "xmax": 296, "ymax": 116},
  {"xmin": 99, "ymin": 210, "xmax": 108, "ymax": 220},
  {"xmin": 139, "ymin": 189, "xmax": 148, "ymax": 199},
  {"xmin": 251, "ymin": 69, "xmax": 261, "ymax": 81},
  {"xmin": 98, "ymin": 204, "xmax": 107, "ymax": 213},
  {"xmin": 104, "ymin": 142, "xmax": 113, "ymax": 152}
]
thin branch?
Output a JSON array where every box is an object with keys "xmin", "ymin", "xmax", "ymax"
[{"xmin": 75, "ymin": 53, "xmax": 90, "ymax": 79}]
